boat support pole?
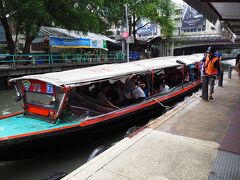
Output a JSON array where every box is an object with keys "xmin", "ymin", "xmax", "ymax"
[
  {"xmin": 218, "ymin": 70, "xmax": 224, "ymax": 87},
  {"xmin": 202, "ymin": 75, "xmax": 209, "ymax": 101},
  {"xmin": 14, "ymin": 84, "xmax": 25, "ymax": 111},
  {"xmin": 228, "ymin": 66, "xmax": 233, "ymax": 79},
  {"xmin": 52, "ymin": 92, "xmax": 68, "ymax": 124}
]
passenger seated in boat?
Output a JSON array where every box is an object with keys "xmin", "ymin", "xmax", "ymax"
[
  {"xmin": 124, "ymin": 74, "xmax": 138, "ymax": 102},
  {"xmin": 140, "ymin": 82, "xmax": 149, "ymax": 97},
  {"xmin": 114, "ymin": 80, "xmax": 124, "ymax": 98},
  {"xmin": 75, "ymin": 85, "xmax": 91, "ymax": 96},
  {"xmin": 184, "ymin": 70, "xmax": 190, "ymax": 82},
  {"xmin": 111, "ymin": 80, "xmax": 131, "ymax": 107},
  {"xmin": 168, "ymin": 70, "xmax": 182, "ymax": 87},
  {"xmin": 159, "ymin": 80, "xmax": 170, "ymax": 93},
  {"xmin": 67, "ymin": 87, "xmax": 116, "ymax": 116},
  {"xmin": 137, "ymin": 75, "xmax": 149, "ymax": 97},
  {"xmin": 90, "ymin": 82, "xmax": 101, "ymax": 97},
  {"xmin": 97, "ymin": 82, "xmax": 119, "ymax": 109},
  {"xmin": 106, "ymin": 83, "xmax": 120, "ymax": 106},
  {"xmin": 189, "ymin": 64, "xmax": 196, "ymax": 81},
  {"xmin": 131, "ymin": 81, "xmax": 146, "ymax": 103}
]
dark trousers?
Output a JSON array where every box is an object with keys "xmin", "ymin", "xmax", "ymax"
[{"xmin": 209, "ymin": 76, "xmax": 216, "ymax": 95}]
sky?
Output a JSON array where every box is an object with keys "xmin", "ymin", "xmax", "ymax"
[{"xmin": 172, "ymin": 0, "xmax": 185, "ymax": 5}]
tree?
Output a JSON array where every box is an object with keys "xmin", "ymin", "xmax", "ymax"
[
  {"xmin": 0, "ymin": 0, "xmax": 105, "ymax": 54},
  {"xmin": 0, "ymin": 0, "xmax": 15, "ymax": 54},
  {"xmin": 101, "ymin": 0, "xmax": 175, "ymax": 42}
]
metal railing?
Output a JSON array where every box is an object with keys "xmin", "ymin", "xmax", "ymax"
[{"xmin": 0, "ymin": 53, "xmax": 125, "ymax": 68}]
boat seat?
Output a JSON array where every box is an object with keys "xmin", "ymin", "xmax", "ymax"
[
  {"xmin": 68, "ymin": 91, "xmax": 116, "ymax": 115},
  {"xmin": 70, "ymin": 105, "xmax": 101, "ymax": 116}
]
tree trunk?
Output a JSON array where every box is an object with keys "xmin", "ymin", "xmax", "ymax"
[
  {"xmin": 0, "ymin": 17, "xmax": 15, "ymax": 54},
  {"xmin": 132, "ymin": 17, "xmax": 138, "ymax": 48},
  {"xmin": 23, "ymin": 24, "xmax": 41, "ymax": 54},
  {"xmin": 129, "ymin": 16, "xmax": 132, "ymax": 36},
  {"xmin": 23, "ymin": 37, "xmax": 34, "ymax": 54}
]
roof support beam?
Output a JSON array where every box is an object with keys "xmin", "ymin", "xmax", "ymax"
[{"xmin": 222, "ymin": 19, "xmax": 240, "ymax": 21}]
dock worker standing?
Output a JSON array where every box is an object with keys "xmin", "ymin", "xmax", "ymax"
[{"xmin": 205, "ymin": 46, "xmax": 221, "ymax": 100}]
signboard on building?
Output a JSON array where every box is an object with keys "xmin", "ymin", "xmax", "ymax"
[
  {"xmin": 126, "ymin": 36, "xmax": 134, "ymax": 44},
  {"xmin": 136, "ymin": 20, "xmax": 158, "ymax": 38},
  {"xmin": 49, "ymin": 37, "xmax": 107, "ymax": 50},
  {"xmin": 122, "ymin": 31, "xmax": 129, "ymax": 39},
  {"xmin": 181, "ymin": 5, "xmax": 206, "ymax": 32}
]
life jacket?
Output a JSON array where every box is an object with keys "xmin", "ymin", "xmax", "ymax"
[{"xmin": 205, "ymin": 55, "xmax": 219, "ymax": 75}]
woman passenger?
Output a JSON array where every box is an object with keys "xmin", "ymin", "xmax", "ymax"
[{"xmin": 97, "ymin": 82, "xmax": 118, "ymax": 109}]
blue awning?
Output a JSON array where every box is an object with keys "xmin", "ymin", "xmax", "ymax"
[{"xmin": 49, "ymin": 36, "xmax": 107, "ymax": 50}]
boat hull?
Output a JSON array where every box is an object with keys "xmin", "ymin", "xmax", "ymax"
[{"xmin": 0, "ymin": 81, "xmax": 201, "ymax": 160}]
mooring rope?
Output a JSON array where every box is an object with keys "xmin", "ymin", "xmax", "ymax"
[{"xmin": 151, "ymin": 97, "xmax": 172, "ymax": 109}]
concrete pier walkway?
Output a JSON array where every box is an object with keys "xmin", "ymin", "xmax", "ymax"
[{"xmin": 63, "ymin": 73, "xmax": 240, "ymax": 180}]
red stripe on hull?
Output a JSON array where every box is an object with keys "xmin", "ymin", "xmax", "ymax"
[{"xmin": 0, "ymin": 112, "xmax": 23, "ymax": 120}]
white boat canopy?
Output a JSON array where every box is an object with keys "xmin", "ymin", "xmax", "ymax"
[
  {"xmin": 164, "ymin": 54, "xmax": 203, "ymax": 65},
  {"xmin": 10, "ymin": 54, "xmax": 202, "ymax": 87}
]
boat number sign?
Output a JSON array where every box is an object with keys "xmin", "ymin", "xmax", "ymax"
[
  {"xmin": 46, "ymin": 84, "xmax": 53, "ymax": 94},
  {"xmin": 22, "ymin": 80, "xmax": 54, "ymax": 94}
]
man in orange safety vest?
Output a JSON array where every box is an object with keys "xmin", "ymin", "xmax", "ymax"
[{"xmin": 204, "ymin": 46, "xmax": 220, "ymax": 100}]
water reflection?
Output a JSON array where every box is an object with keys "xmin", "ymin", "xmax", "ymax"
[
  {"xmin": 0, "ymin": 90, "xmax": 22, "ymax": 116},
  {"xmin": 0, "ymin": 132, "xmax": 124, "ymax": 180},
  {"xmin": 221, "ymin": 59, "xmax": 236, "ymax": 67}
]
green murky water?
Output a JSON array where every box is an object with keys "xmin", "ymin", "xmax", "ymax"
[{"xmin": 0, "ymin": 90, "xmax": 22, "ymax": 116}]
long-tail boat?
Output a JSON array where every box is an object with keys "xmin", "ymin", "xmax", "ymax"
[{"xmin": 0, "ymin": 54, "xmax": 203, "ymax": 160}]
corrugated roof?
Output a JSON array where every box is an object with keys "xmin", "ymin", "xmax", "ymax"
[{"xmin": 40, "ymin": 26, "xmax": 117, "ymax": 44}]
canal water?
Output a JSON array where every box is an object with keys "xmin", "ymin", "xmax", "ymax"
[{"xmin": 0, "ymin": 90, "xmax": 22, "ymax": 116}]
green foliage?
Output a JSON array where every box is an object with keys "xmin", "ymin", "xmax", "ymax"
[
  {"xmin": 0, "ymin": 0, "xmax": 106, "ymax": 53},
  {"xmin": 1, "ymin": 0, "xmax": 176, "ymax": 53},
  {"xmin": 0, "ymin": 45, "xmax": 9, "ymax": 53},
  {"xmin": 101, "ymin": 0, "xmax": 176, "ymax": 38},
  {"xmin": 45, "ymin": 0, "xmax": 105, "ymax": 33}
]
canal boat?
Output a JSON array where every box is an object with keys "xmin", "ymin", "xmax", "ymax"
[{"xmin": 0, "ymin": 54, "xmax": 202, "ymax": 160}]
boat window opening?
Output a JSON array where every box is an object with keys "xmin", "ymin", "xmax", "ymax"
[
  {"xmin": 155, "ymin": 69, "xmax": 164, "ymax": 75},
  {"xmin": 25, "ymin": 91, "xmax": 57, "ymax": 109},
  {"xmin": 82, "ymin": 73, "xmax": 150, "ymax": 106},
  {"xmin": 67, "ymin": 90, "xmax": 115, "ymax": 118},
  {"xmin": 65, "ymin": 72, "xmax": 151, "ymax": 118},
  {"xmin": 152, "ymin": 67, "xmax": 185, "ymax": 95},
  {"xmin": 183, "ymin": 66, "xmax": 190, "ymax": 83},
  {"xmin": 55, "ymin": 87, "xmax": 64, "ymax": 104},
  {"xmin": 16, "ymin": 82, "xmax": 23, "ymax": 96},
  {"xmin": 167, "ymin": 67, "xmax": 184, "ymax": 87},
  {"xmin": 66, "ymin": 63, "xmax": 199, "ymax": 120},
  {"xmin": 188, "ymin": 63, "xmax": 200, "ymax": 81}
]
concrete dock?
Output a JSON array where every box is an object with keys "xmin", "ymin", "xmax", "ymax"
[{"xmin": 63, "ymin": 73, "xmax": 240, "ymax": 180}]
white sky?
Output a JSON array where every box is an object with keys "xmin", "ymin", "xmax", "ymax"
[{"xmin": 172, "ymin": 0, "xmax": 185, "ymax": 5}]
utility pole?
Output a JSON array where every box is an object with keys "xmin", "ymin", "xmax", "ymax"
[
  {"xmin": 121, "ymin": 21, "xmax": 125, "ymax": 61},
  {"xmin": 124, "ymin": 3, "xmax": 129, "ymax": 63}
]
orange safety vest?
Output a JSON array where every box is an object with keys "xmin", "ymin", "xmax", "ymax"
[{"xmin": 205, "ymin": 56, "xmax": 219, "ymax": 75}]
